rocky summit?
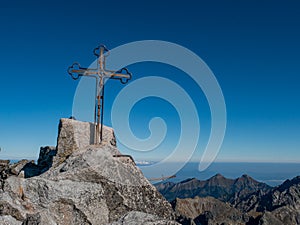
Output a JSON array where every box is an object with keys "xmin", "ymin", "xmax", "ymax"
[
  {"xmin": 0, "ymin": 118, "xmax": 178, "ymax": 225},
  {"xmin": 1, "ymin": 118, "xmax": 299, "ymax": 225}
]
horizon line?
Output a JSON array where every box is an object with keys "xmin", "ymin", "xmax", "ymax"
[{"xmin": 1, "ymin": 155, "xmax": 300, "ymax": 164}]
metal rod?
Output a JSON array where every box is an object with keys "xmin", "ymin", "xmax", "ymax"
[
  {"xmin": 100, "ymin": 84, "xmax": 105, "ymax": 142},
  {"xmin": 94, "ymin": 76, "xmax": 99, "ymax": 144},
  {"xmin": 96, "ymin": 75, "xmax": 103, "ymax": 144},
  {"xmin": 100, "ymin": 47, "xmax": 104, "ymax": 71}
]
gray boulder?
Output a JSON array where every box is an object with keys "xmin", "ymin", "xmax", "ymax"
[
  {"xmin": 109, "ymin": 211, "xmax": 180, "ymax": 225},
  {"xmin": 0, "ymin": 215, "xmax": 22, "ymax": 225},
  {"xmin": 258, "ymin": 211, "xmax": 284, "ymax": 225},
  {"xmin": 9, "ymin": 160, "xmax": 30, "ymax": 176}
]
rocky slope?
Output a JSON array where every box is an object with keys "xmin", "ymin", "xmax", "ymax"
[
  {"xmin": 172, "ymin": 196, "xmax": 248, "ymax": 225},
  {"xmin": 237, "ymin": 175, "xmax": 300, "ymax": 224},
  {"xmin": 0, "ymin": 118, "xmax": 178, "ymax": 225}
]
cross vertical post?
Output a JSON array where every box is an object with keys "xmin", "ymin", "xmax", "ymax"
[{"xmin": 68, "ymin": 44, "xmax": 132, "ymax": 144}]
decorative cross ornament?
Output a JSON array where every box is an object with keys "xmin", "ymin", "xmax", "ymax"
[{"xmin": 68, "ymin": 44, "xmax": 132, "ymax": 144}]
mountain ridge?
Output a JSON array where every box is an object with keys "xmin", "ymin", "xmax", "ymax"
[
  {"xmin": 155, "ymin": 173, "xmax": 271, "ymax": 203},
  {"xmin": 155, "ymin": 173, "xmax": 300, "ymax": 224}
]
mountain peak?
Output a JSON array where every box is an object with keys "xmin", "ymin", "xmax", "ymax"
[
  {"xmin": 207, "ymin": 173, "xmax": 230, "ymax": 184},
  {"xmin": 291, "ymin": 175, "xmax": 300, "ymax": 184},
  {"xmin": 209, "ymin": 173, "xmax": 226, "ymax": 180},
  {"xmin": 277, "ymin": 175, "xmax": 300, "ymax": 192},
  {"xmin": 215, "ymin": 173, "xmax": 224, "ymax": 178},
  {"xmin": 242, "ymin": 174, "xmax": 251, "ymax": 178},
  {"xmin": 237, "ymin": 174, "xmax": 255, "ymax": 182}
]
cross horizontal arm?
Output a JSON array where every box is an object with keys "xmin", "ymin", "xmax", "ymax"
[
  {"xmin": 70, "ymin": 69, "xmax": 98, "ymax": 76},
  {"xmin": 68, "ymin": 62, "xmax": 99, "ymax": 80},
  {"xmin": 105, "ymin": 67, "xmax": 132, "ymax": 84},
  {"xmin": 108, "ymin": 72, "xmax": 131, "ymax": 79}
]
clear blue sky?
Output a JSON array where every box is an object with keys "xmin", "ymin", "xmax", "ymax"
[{"xmin": 0, "ymin": 0, "xmax": 299, "ymax": 162}]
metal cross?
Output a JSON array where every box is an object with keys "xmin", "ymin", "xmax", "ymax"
[{"xmin": 68, "ymin": 44, "xmax": 132, "ymax": 144}]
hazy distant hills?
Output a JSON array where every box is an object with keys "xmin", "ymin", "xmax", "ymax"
[
  {"xmin": 155, "ymin": 173, "xmax": 271, "ymax": 203},
  {"xmin": 155, "ymin": 174, "xmax": 300, "ymax": 224}
]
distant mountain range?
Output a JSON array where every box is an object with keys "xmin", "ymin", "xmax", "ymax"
[{"xmin": 155, "ymin": 174, "xmax": 300, "ymax": 224}]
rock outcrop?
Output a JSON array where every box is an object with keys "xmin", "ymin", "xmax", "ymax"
[
  {"xmin": 0, "ymin": 160, "xmax": 10, "ymax": 189},
  {"xmin": 0, "ymin": 118, "xmax": 176, "ymax": 225},
  {"xmin": 257, "ymin": 211, "xmax": 284, "ymax": 225},
  {"xmin": 246, "ymin": 176, "xmax": 300, "ymax": 224},
  {"xmin": 172, "ymin": 196, "xmax": 248, "ymax": 225},
  {"xmin": 0, "ymin": 147, "xmax": 57, "ymax": 182},
  {"xmin": 109, "ymin": 211, "xmax": 180, "ymax": 225}
]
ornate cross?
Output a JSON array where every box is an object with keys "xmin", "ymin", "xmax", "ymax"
[{"xmin": 68, "ymin": 44, "xmax": 132, "ymax": 144}]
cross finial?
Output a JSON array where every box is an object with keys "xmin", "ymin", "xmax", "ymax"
[{"xmin": 68, "ymin": 44, "xmax": 132, "ymax": 144}]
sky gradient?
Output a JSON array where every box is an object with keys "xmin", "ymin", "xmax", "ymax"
[{"xmin": 0, "ymin": 0, "xmax": 299, "ymax": 163}]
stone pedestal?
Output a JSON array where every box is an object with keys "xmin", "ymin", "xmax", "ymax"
[{"xmin": 54, "ymin": 118, "xmax": 117, "ymax": 166}]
